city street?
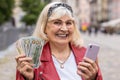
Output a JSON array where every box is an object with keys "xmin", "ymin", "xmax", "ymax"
[{"xmin": 0, "ymin": 32, "xmax": 120, "ymax": 80}]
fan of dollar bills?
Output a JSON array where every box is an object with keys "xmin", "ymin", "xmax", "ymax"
[{"xmin": 16, "ymin": 36, "xmax": 44, "ymax": 68}]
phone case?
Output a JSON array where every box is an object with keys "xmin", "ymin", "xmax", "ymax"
[{"xmin": 85, "ymin": 44, "xmax": 100, "ymax": 61}]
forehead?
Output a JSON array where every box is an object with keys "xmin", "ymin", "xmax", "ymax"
[{"xmin": 48, "ymin": 14, "xmax": 74, "ymax": 22}]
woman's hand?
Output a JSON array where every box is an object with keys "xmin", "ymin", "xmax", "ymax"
[
  {"xmin": 77, "ymin": 57, "xmax": 98, "ymax": 80},
  {"xmin": 15, "ymin": 54, "xmax": 34, "ymax": 80}
]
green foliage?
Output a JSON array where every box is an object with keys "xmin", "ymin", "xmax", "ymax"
[
  {"xmin": 20, "ymin": 0, "xmax": 48, "ymax": 26},
  {"xmin": 0, "ymin": 0, "xmax": 15, "ymax": 25}
]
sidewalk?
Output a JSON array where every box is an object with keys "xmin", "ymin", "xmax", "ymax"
[{"xmin": 0, "ymin": 44, "xmax": 17, "ymax": 80}]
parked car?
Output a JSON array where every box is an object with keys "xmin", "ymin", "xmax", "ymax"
[{"xmin": 100, "ymin": 19, "xmax": 120, "ymax": 34}]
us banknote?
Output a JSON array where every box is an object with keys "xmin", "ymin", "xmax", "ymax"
[{"xmin": 16, "ymin": 36, "xmax": 44, "ymax": 68}]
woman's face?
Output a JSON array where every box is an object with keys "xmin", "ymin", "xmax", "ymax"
[{"xmin": 45, "ymin": 15, "xmax": 75, "ymax": 45}]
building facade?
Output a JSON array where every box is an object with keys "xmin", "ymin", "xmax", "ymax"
[{"xmin": 108, "ymin": 0, "xmax": 120, "ymax": 20}]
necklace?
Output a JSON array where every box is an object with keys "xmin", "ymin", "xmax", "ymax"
[{"xmin": 52, "ymin": 52, "xmax": 70, "ymax": 69}]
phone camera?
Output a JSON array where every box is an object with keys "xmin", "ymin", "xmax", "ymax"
[{"xmin": 90, "ymin": 45, "xmax": 92, "ymax": 48}]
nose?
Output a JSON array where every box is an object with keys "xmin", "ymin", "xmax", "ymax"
[{"xmin": 60, "ymin": 24, "xmax": 68, "ymax": 31}]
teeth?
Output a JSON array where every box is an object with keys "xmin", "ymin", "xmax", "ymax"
[{"xmin": 57, "ymin": 34, "xmax": 67, "ymax": 37}]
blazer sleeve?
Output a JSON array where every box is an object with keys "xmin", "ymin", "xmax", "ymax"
[
  {"xmin": 96, "ymin": 67, "xmax": 103, "ymax": 80},
  {"xmin": 16, "ymin": 69, "xmax": 43, "ymax": 80},
  {"xmin": 16, "ymin": 70, "xmax": 25, "ymax": 80}
]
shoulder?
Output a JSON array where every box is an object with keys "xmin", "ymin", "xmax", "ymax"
[
  {"xmin": 71, "ymin": 44, "xmax": 86, "ymax": 56},
  {"xmin": 70, "ymin": 44, "xmax": 86, "ymax": 62},
  {"xmin": 71, "ymin": 44, "xmax": 86, "ymax": 52},
  {"xmin": 76, "ymin": 46, "xmax": 86, "ymax": 51}
]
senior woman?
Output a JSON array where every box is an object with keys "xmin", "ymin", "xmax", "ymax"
[{"xmin": 15, "ymin": 2, "xmax": 102, "ymax": 80}]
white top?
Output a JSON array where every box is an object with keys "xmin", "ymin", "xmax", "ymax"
[{"xmin": 52, "ymin": 52, "xmax": 82, "ymax": 80}]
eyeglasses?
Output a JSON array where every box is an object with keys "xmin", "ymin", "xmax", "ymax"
[{"xmin": 48, "ymin": 19, "xmax": 74, "ymax": 29}]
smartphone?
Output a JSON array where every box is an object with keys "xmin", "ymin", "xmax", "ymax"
[{"xmin": 84, "ymin": 44, "xmax": 100, "ymax": 61}]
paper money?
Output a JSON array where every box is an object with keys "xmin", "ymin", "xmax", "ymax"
[{"xmin": 16, "ymin": 36, "xmax": 44, "ymax": 68}]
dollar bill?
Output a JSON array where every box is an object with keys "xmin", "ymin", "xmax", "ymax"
[{"xmin": 16, "ymin": 36, "xmax": 44, "ymax": 68}]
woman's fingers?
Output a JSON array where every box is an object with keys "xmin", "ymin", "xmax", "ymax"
[
  {"xmin": 20, "ymin": 61, "xmax": 34, "ymax": 68},
  {"xmin": 15, "ymin": 54, "xmax": 34, "ymax": 80},
  {"xmin": 83, "ymin": 57, "xmax": 98, "ymax": 73},
  {"xmin": 78, "ymin": 61, "xmax": 93, "ymax": 72},
  {"xmin": 77, "ymin": 70, "xmax": 91, "ymax": 80},
  {"xmin": 77, "ymin": 63, "xmax": 91, "ymax": 74},
  {"xmin": 15, "ymin": 54, "xmax": 34, "ymax": 72},
  {"xmin": 15, "ymin": 54, "xmax": 26, "ymax": 63},
  {"xmin": 77, "ymin": 57, "xmax": 98, "ymax": 80},
  {"xmin": 20, "ymin": 64, "xmax": 33, "ymax": 73},
  {"xmin": 15, "ymin": 54, "xmax": 32, "ymax": 65},
  {"xmin": 18, "ymin": 63, "xmax": 34, "ymax": 79}
]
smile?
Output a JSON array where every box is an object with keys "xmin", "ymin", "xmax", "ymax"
[{"xmin": 56, "ymin": 34, "xmax": 69, "ymax": 38}]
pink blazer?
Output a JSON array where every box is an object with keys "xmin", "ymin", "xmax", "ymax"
[{"xmin": 16, "ymin": 42, "xmax": 103, "ymax": 80}]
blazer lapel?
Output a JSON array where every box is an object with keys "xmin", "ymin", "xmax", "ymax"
[
  {"xmin": 70, "ymin": 44, "xmax": 86, "ymax": 64},
  {"xmin": 40, "ymin": 42, "xmax": 60, "ymax": 80}
]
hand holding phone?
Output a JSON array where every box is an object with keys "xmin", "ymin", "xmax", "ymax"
[{"xmin": 84, "ymin": 44, "xmax": 100, "ymax": 61}]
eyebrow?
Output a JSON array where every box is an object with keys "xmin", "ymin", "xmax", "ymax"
[{"xmin": 51, "ymin": 19, "xmax": 74, "ymax": 22}]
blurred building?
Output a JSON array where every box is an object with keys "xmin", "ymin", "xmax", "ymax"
[
  {"xmin": 90, "ymin": 0, "xmax": 108, "ymax": 24},
  {"xmin": 90, "ymin": 0, "xmax": 120, "ymax": 22},
  {"xmin": 90, "ymin": 0, "xmax": 120, "ymax": 34},
  {"xmin": 108, "ymin": 0, "xmax": 120, "ymax": 20}
]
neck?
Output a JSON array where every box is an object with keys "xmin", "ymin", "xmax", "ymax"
[
  {"xmin": 50, "ymin": 42, "xmax": 70, "ymax": 53},
  {"xmin": 50, "ymin": 43, "xmax": 71, "ymax": 61}
]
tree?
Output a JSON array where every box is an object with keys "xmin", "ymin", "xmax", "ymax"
[
  {"xmin": 0, "ymin": 0, "xmax": 15, "ymax": 25},
  {"xmin": 20, "ymin": 0, "xmax": 49, "ymax": 26}
]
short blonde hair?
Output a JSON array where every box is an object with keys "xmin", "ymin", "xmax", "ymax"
[{"xmin": 33, "ymin": 2, "xmax": 83, "ymax": 47}]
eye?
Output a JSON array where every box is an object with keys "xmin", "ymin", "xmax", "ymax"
[
  {"xmin": 54, "ymin": 21, "xmax": 62, "ymax": 25},
  {"xmin": 66, "ymin": 21, "xmax": 73, "ymax": 26}
]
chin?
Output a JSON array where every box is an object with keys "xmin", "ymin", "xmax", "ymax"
[{"xmin": 56, "ymin": 41, "xmax": 69, "ymax": 45}]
